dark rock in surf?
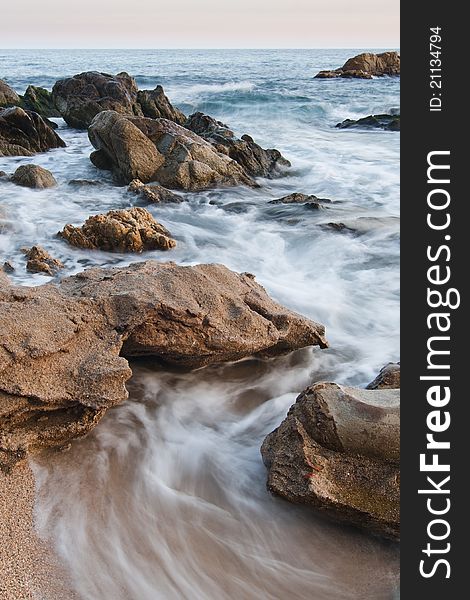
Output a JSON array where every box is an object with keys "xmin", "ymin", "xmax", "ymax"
[
  {"xmin": 0, "ymin": 107, "xmax": 66, "ymax": 156},
  {"xmin": 67, "ymin": 179, "xmax": 104, "ymax": 188},
  {"xmin": 20, "ymin": 86, "xmax": 61, "ymax": 118},
  {"xmin": 185, "ymin": 112, "xmax": 291, "ymax": 178},
  {"xmin": 52, "ymin": 71, "xmax": 143, "ymax": 129},
  {"xmin": 336, "ymin": 114, "xmax": 400, "ymax": 131},
  {"xmin": 137, "ymin": 86, "xmax": 186, "ymax": 125},
  {"xmin": 11, "ymin": 164, "xmax": 57, "ymax": 189},
  {"xmin": 269, "ymin": 193, "xmax": 331, "ymax": 205},
  {"xmin": 1, "ymin": 260, "xmax": 328, "ymax": 472},
  {"xmin": 261, "ymin": 381, "xmax": 400, "ymax": 540},
  {"xmin": 128, "ymin": 179, "xmax": 183, "ymax": 204},
  {"xmin": 315, "ymin": 51, "xmax": 400, "ymax": 79},
  {"xmin": 366, "ymin": 363, "xmax": 400, "ymax": 390}
]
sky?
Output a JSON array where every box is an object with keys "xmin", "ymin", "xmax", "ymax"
[{"xmin": 1, "ymin": 0, "xmax": 399, "ymax": 49}]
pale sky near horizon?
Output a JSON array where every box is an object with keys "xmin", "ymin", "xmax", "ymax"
[{"xmin": 1, "ymin": 0, "xmax": 399, "ymax": 49}]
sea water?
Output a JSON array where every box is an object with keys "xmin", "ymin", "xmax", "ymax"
[{"xmin": 0, "ymin": 49, "xmax": 399, "ymax": 599}]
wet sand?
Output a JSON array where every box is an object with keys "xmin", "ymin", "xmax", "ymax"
[{"xmin": 0, "ymin": 463, "xmax": 77, "ymax": 600}]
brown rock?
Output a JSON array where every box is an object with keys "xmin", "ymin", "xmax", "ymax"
[
  {"xmin": 261, "ymin": 382, "xmax": 400, "ymax": 539},
  {"xmin": 89, "ymin": 110, "xmax": 255, "ymax": 189},
  {"xmin": 127, "ymin": 179, "xmax": 183, "ymax": 204},
  {"xmin": 23, "ymin": 246, "xmax": 64, "ymax": 275},
  {"xmin": 52, "ymin": 71, "xmax": 143, "ymax": 129},
  {"xmin": 1, "ymin": 261, "xmax": 328, "ymax": 471},
  {"xmin": 0, "ymin": 106, "xmax": 66, "ymax": 157},
  {"xmin": 269, "ymin": 193, "xmax": 331, "ymax": 205},
  {"xmin": 11, "ymin": 164, "xmax": 57, "ymax": 189},
  {"xmin": 59, "ymin": 207, "xmax": 176, "ymax": 252},
  {"xmin": 0, "ymin": 79, "xmax": 20, "ymax": 107},
  {"xmin": 315, "ymin": 51, "xmax": 400, "ymax": 79},
  {"xmin": 137, "ymin": 85, "xmax": 186, "ymax": 124},
  {"xmin": 366, "ymin": 363, "xmax": 400, "ymax": 390}
]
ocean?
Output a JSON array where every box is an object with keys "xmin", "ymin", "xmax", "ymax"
[{"xmin": 1, "ymin": 49, "xmax": 399, "ymax": 599}]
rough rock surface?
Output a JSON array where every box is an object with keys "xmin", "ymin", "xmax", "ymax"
[
  {"xmin": 261, "ymin": 381, "xmax": 400, "ymax": 539},
  {"xmin": 11, "ymin": 164, "xmax": 57, "ymax": 189},
  {"xmin": 52, "ymin": 71, "xmax": 143, "ymax": 129},
  {"xmin": 315, "ymin": 51, "xmax": 400, "ymax": 79},
  {"xmin": 0, "ymin": 79, "xmax": 20, "ymax": 107},
  {"xmin": 20, "ymin": 85, "xmax": 61, "ymax": 118},
  {"xmin": 128, "ymin": 179, "xmax": 183, "ymax": 204},
  {"xmin": 89, "ymin": 110, "xmax": 255, "ymax": 189},
  {"xmin": 336, "ymin": 114, "xmax": 400, "ymax": 131},
  {"xmin": 0, "ymin": 107, "xmax": 66, "ymax": 157},
  {"xmin": 185, "ymin": 112, "xmax": 290, "ymax": 178},
  {"xmin": 0, "ymin": 261, "xmax": 328, "ymax": 471},
  {"xmin": 137, "ymin": 86, "xmax": 186, "ymax": 124},
  {"xmin": 366, "ymin": 363, "xmax": 400, "ymax": 390},
  {"xmin": 269, "ymin": 193, "xmax": 331, "ymax": 205},
  {"xmin": 59, "ymin": 207, "xmax": 176, "ymax": 253},
  {"xmin": 23, "ymin": 246, "xmax": 64, "ymax": 275}
]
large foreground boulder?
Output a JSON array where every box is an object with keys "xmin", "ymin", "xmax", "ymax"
[
  {"xmin": 52, "ymin": 71, "xmax": 143, "ymax": 129},
  {"xmin": 261, "ymin": 381, "xmax": 400, "ymax": 539},
  {"xmin": 0, "ymin": 261, "xmax": 327, "ymax": 471},
  {"xmin": 0, "ymin": 79, "xmax": 20, "ymax": 107},
  {"xmin": 185, "ymin": 112, "xmax": 290, "ymax": 178},
  {"xmin": 0, "ymin": 107, "xmax": 66, "ymax": 156},
  {"xmin": 89, "ymin": 110, "xmax": 255, "ymax": 189},
  {"xmin": 59, "ymin": 207, "xmax": 176, "ymax": 252},
  {"xmin": 315, "ymin": 51, "xmax": 400, "ymax": 79}
]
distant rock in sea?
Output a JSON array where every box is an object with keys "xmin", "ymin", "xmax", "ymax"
[
  {"xmin": 336, "ymin": 114, "xmax": 400, "ymax": 131},
  {"xmin": 315, "ymin": 51, "xmax": 400, "ymax": 79}
]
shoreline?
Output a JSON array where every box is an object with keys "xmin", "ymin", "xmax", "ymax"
[{"xmin": 0, "ymin": 463, "xmax": 77, "ymax": 600}]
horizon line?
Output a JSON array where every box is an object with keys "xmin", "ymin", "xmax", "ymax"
[{"xmin": 0, "ymin": 46, "xmax": 399, "ymax": 51}]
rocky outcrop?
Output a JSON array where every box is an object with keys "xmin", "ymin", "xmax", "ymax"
[
  {"xmin": 261, "ymin": 381, "xmax": 400, "ymax": 539},
  {"xmin": 23, "ymin": 246, "xmax": 64, "ymax": 275},
  {"xmin": 0, "ymin": 107, "xmax": 66, "ymax": 156},
  {"xmin": 52, "ymin": 71, "xmax": 143, "ymax": 129},
  {"xmin": 89, "ymin": 110, "xmax": 255, "ymax": 189},
  {"xmin": 59, "ymin": 207, "xmax": 176, "ymax": 252},
  {"xmin": 0, "ymin": 80, "xmax": 20, "ymax": 107},
  {"xmin": 269, "ymin": 193, "xmax": 331, "ymax": 207},
  {"xmin": 185, "ymin": 112, "xmax": 290, "ymax": 178},
  {"xmin": 336, "ymin": 114, "xmax": 400, "ymax": 131},
  {"xmin": 315, "ymin": 52, "xmax": 400, "ymax": 79},
  {"xmin": 366, "ymin": 363, "xmax": 400, "ymax": 390},
  {"xmin": 20, "ymin": 85, "xmax": 61, "ymax": 118},
  {"xmin": 0, "ymin": 261, "xmax": 327, "ymax": 471},
  {"xmin": 137, "ymin": 86, "xmax": 186, "ymax": 124},
  {"xmin": 11, "ymin": 164, "xmax": 57, "ymax": 189},
  {"xmin": 128, "ymin": 179, "xmax": 183, "ymax": 204}
]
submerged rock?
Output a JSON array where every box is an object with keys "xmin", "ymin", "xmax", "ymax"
[
  {"xmin": 89, "ymin": 110, "xmax": 255, "ymax": 190},
  {"xmin": 0, "ymin": 107, "xmax": 66, "ymax": 156},
  {"xmin": 59, "ymin": 207, "xmax": 176, "ymax": 252},
  {"xmin": 185, "ymin": 112, "xmax": 290, "ymax": 178},
  {"xmin": 269, "ymin": 193, "xmax": 331, "ymax": 205},
  {"xmin": 0, "ymin": 260, "xmax": 327, "ymax": 471},
  {"xmin": 20, "ymin": 85, "xmax": 61, "ymax": 118},
  {"xmin": 261, "ymin": 381, "xmax": 400, "ymax": 539},
  {"xmin": 366, "ymin": 363, "xmax": 400, "ymax": 390},
  {"xmin": 137, "ymin": 85, "xmax": 186, "ymax": 124},
  {"xmin": 336, "ymin": 114, "xmax": 400, "ymax": 131},
  {"xmin": 52, "ymin": 71, "xmax": 143, "ymax": 129},
  {"xmin": 128, "ymin": 179, "xmax": 183, "ymax": 204},
  {"xmin": 11, "ymin": 164, "xmax": 57, "ymax": 189},
  {"xmin": 0, "ymin": 79, "xmax": 20, "ymax": 107},
  {"xmin": 23, "ymin": 246, "xmax": 64, "ymax": 275},
  {"xmin": 315, "ymin": 51, "xmax": 400, "ymax": 79}
]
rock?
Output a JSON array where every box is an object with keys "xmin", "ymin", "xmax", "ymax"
[
  {"xmin": 89, "ymin": 110, "xmax": 255, "ymax": 189},
  {"xmin": 128, "ymin": 179, "xmax": 183, "ymax": 204},
  {"xmin": 336, "ymin": 114, "xmax": 400, "ymax": 131},
  {"xmin": 137, "ymin": 86, "xmax": 186, "ymax": 124},
  {"xmin": 0, "ymin": 80, "xmax": 20, "ymax": 107},
  {"xmin": 0, "ymin": 107, "xmax": 66, "ymax": 157},
  {"xmin": 20, "ymin": 86, "xmax": 61, "ymax": 118},
  {"xmin": 269, "ymin": 193, "xmax": 331, "ymax": 205},
  {"xmin": 23, "ymin": 246, "xmax": 64, "ymax": 275},
  {"xmin": 321, "ymin": 222, "xmax": 355, "ymax": 234},
  {"xmin": 261, "ymin": 382, "xmax": 400, "ymax": 539},
  {"xmin": 315, "ymin": 51, "xmax": 400, "ymax": 79},
  {"xmin": 0, "ymin": 260, "xmax": 327, "ymax": 471},
  {"xmin": 67, "ymin": 179, "xmax": 104, "ymax": 188},
  {"xmin": 366, "ymin": 363, "xmax": 400, "ymax": 390},
  {"xmin": 2, "ymin": 262, "xmax": 15, "ymax": 274},
  {"xmin": 11, "ymin": 164, "xmax": 57, "ymax": 189},
  {"xmin": 59, "ymin": 207, "xmax": 176, "ymax": 252},
  {"xmin": 52, "ymin": 71, "xmax": 143, "ymax": 129},
  {"xmin": 185, "ymin": 112, "xmax": 290, "ymax": 178},
  {"xmin": 0, "ymin": 171, "xmax": 7, "ymax": 178}
]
